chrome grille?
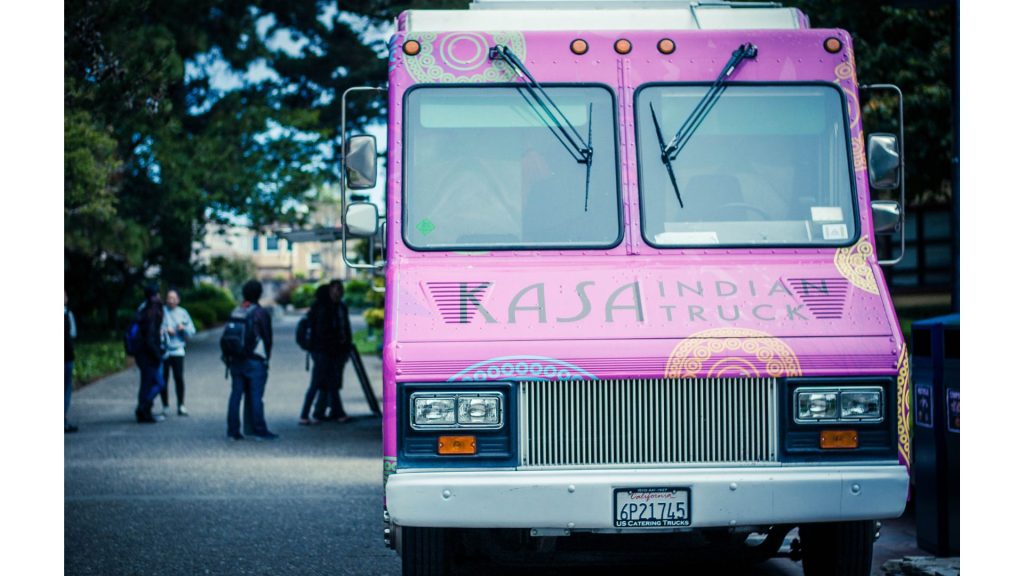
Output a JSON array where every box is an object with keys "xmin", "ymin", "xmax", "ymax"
[{"xmin": 518, "ymin": 378, "xmax": 779, "ymax": 468}]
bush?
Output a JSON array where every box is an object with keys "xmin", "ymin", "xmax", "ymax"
[
  {"xmin": 74, "ymin": 340, "xmax": 127, "ymax": 387},
  {"xmin": 342, "ymin": 279, "xmax": 371, "ymax": 309},
  {"xmin": 364, "ymin": 307, "xmax": 385, "ymax": 330},
  {"xmin": 180, "ymin": 283, "xmax": 235, "ymax": 327},
  {"xmin": 275, "ymin": 282, "xmax": 298, "ymax": 306},
  {"xmin": 291, "ymin": 283, "xmax": 319, "ymax": 309},
  {"xmin": 187, "ymin": 302, "xmax": 218, "ymax": 331}
]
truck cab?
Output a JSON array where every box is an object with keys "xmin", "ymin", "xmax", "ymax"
[{"xmin": 341, "ymin": 1, "xmax": 910, "ymax": 574}]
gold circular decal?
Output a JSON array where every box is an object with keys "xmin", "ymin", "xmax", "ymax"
[
  {"xmin": 665, "ymin": 328, "xmax": 802, "ymax": 379},
  {"xmin": 834, "ymin": 237, "xmax": 879, "ymax": 295}
]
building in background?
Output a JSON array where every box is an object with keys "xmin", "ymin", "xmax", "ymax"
[{"xmin": 194, "ymin": 185, "xmax": 357, "ymax": 300}]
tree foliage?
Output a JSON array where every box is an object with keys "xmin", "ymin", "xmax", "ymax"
[
  {"xmin": 64, "ymin": 0, "xmax": 406, "ymax": 327},
  {"xmin": 792, "ymin": 0, "xmax": 954, "ymax": 206}
]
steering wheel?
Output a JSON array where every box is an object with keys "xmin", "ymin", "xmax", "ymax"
[{"xmin": 717, "ymin": 202, "xmax": 772, "ymax": 221}]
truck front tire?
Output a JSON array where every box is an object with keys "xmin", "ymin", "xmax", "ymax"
[{"xmin": 799, "ymin": 520, "xmax": 874, "ymax": 576}]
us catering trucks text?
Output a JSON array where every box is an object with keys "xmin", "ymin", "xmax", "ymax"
[{"xmin": 340, "ymin": 1, "xmax": 910, "ymax": 574}]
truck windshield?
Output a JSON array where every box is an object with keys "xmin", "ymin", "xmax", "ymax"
[
  {"xmin": 404, "ymin": 86, "xmax": 619, "ymax": 250},
  {"xmin": 636, "ymin": 85, "xmax": 857, "ymax": 247}
]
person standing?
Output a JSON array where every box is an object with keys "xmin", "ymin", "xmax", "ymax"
[
  {"xmin": 65, "ymin": 291, "xmax": 79, "ymax": 433},
  {"xmin": 299, "ymin": 285, "xmax": 332, "ymax": 425},
  {"xmin": 160, "ymin": 289, "xmax": 196, "ymax": 416},
  {"xmin": 224, "ymin": 280, "xmax": 277, "ymax": 441},
  {"xmin": 135, "ymin": 285, "xmax": 167, "ymax": 423},
  {"xmin": 327, "ymin": 280, "xmax": 353, "ymax": 422},
  {"xmin": 308, "ymin": 284, "xmax": 348, "ymax": 423}
]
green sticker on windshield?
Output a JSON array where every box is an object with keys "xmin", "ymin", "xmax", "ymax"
[{"xmin": 416, "ymin": 218, "xmax": 436, "ymax": 236}]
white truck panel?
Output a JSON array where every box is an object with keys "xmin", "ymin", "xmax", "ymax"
[{"xmin": 403, "ymin": 7, "xmax": 805, "ymax": 33}]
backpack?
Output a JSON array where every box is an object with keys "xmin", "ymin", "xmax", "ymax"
[
  {"xmin": 220, "ymin": 305, "xmax": 258, "ymax": 361},
  {"xmin": 123, "ymin": 318, "xmax": 143, "ymax": 357},
  {"xmin": 295, "ymin": 313, "xmax": 312, "ymax": 351}
]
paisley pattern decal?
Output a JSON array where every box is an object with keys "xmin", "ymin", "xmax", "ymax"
[
  {"xmin": 664, "ymin": 328, "xmax": 802, "ymax": 379},
  {"xmin": 834, "ymin": 56, "xmax": 866, "ymax": 171},
  {"xmin": 834, "ymin": 236, "xmax": 879, "ymax": 295},
  {"xmin": 402, "ymin": 32, "xmax": 527, "ymax": 84},
  {"xmin": 448, "ymin": 355, "xmax": 597, "ymax": 382},
  {"xmin": 897, "ymin": 344, "xmax": 912, "ymax": 468}
]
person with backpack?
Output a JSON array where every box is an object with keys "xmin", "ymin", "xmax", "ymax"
[
  {"xmin": 133, "ymin": 285, "xmax": 167, "ymax": 423},
  {"xmin": 326, "ymin": 279, "xmax": 354, "ymax": 422},
  {"xmin": 297, "ymin": 285, "xmax": 331, "ymax": 425},
  {"xmin": 222, "ymin": 280, "xmax": 277, "ymax": 441},
  {"xmin": 159, "ymin": 289, "xmax": 196, "ymax": 416}
]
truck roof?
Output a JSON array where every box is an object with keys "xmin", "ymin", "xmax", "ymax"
[{"xmin": 400, "ymin": 0, "xmax": 808, "ymax": 33}]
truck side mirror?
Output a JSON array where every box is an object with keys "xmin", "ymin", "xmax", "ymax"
[
  {"xmin": 871, "ymin": 200, "xmax": 902, "ymax": 236},
  {"xmin": 345, "ymin": 202, "xmax": 379, "ymax": 238},
  {"xmin": 345, "ymin": 135, "xmax": 377, "ymax": 190},
  {"xmin": 867, "ymin": 133, "xmax": 901, "ymax": 190}
]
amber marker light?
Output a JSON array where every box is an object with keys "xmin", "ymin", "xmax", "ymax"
[
  {"xmin": 403, "ymin": 40, "xmax": 421, "ymax": 56},
  {"xmin": 438, "ymin": 435, "xmax": 477, "ymax": 455},
  {"xmin": 820, "ymin": 430, "xmax": 858, "ymax": 449},
  {"xmin": 657, "ymin": 38, "xmax": 676, "ymax": 55},
  {"xmin": 824, "ymin": 37, "xmax": 842, "ymax": 54},
  {"xmin": 570, "ymin": 39, "xmax": 589, "ymax": 55},
  {"xmin": 614, "ymin": 39, "xmax": 632, "ymax": 55}
]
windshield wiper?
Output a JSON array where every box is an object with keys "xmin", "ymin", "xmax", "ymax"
[
  {"xmin": 651, "ymin": 42, "xmax": 758, "ymax": 208},
  {"xmin": 489, "ymin": 44, "xmax": 595, "ymax": 211}
]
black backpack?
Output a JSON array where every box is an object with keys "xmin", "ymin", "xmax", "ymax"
[
  {"xmin": 220, "ymin": 305, "xmax": 258, "ymax": 361},
  {"xmin": 295, "ymin": 313, "xmax": 312, "ymax": 351}
]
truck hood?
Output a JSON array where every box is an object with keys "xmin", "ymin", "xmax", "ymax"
[{"xmin": 391, "ymin": 255, "xmax": 903, "ymax": 381}]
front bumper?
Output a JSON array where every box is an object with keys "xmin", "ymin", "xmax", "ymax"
[{"xmin": 386, "ymin": 465, "xmax": 908, "ymax": 529}]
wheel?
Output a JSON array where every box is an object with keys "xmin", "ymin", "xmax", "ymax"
[
  {"xmin": 799, "ymin": 521, "xmax": 874, "ymax": 576},
  {"xmin": 400, "ymin": 526, "xmax": 449, "ymax": 576}
]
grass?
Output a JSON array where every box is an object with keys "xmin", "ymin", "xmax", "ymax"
[
  {"xmin": 73, "ymin": 340, "xmax": 130, "ymax": 387},
  {"xmin": 353, "ymin": 328, "xmax": 382, "ymax": 356}
]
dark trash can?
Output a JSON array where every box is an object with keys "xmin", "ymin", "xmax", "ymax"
[{"xmin": 910, "ymin": 313, "xmax": 959, "ymax": 556}]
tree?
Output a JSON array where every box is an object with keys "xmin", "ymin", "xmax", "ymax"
[
  {"xmin": 64, "ymin": 0, "xmax": 419, "ymax": 329},
  {"xmin": 792, "ymin": 1, "xmax": 954, "ymax": 206}
]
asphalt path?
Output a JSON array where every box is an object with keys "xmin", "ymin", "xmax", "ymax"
[
  {"xmin": 65, "ymin": 310, "xmax": 921, "ymax": 576},
  {"xmin": 65, "ymin": 311, "xmax": 397, "ymax": 576}
]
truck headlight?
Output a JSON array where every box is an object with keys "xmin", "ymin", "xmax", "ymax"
[
  {"xmin": 410, "ymin": 392, "xmax": 504, "ymax": 429},
  {"xmin": 458, "ymin": 396, "xmax": 501, "ymax": 426},
  {"xmin": 413, "ymin": 397, "xmax": 456, "ymax": 426},
  {"xmin": 797, "ymin": 391, "xmax": 838, "ymax": 421},
  {"xmin": 840, "ymin": 390, "xmax": 882, "ymax": 420},
  {"xmin": 794, "ymin": 386, "xmax": 884, "ymax": 424}
]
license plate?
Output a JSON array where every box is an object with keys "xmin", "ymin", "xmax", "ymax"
[{"xmin": 613, "ymin": 487, "xmax": 691, "ymax": 528}]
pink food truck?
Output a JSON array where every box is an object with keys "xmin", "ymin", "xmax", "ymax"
[{"xmin": 340, "ymin": 1, "xmax": 910, "ymax": 574}]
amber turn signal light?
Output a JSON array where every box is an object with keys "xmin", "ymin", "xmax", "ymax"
[
  {"xmin": 570, "ymin": 39, "xmax": 589, "ymax": 55},
  {"xmin": 657, "ymin": 38, "xmax": 676, "ymax": 55},
  {"xmin": 403, "ymin": 40, "xmax": 422, "ymax": 56},
  {"xmin": 614, "ymin": 39, "xmax": 632, "ymax": 55},
  {"xmin": 438, "ymin": 435, "xmax": 477, "ymax": 455},
  {"xmin": 824, "ymin": 37, "xmax": 842, "ymax": 54},
  {"xmin": 820, "ymin": 430, "xmax": 858, "ymax": 449}
]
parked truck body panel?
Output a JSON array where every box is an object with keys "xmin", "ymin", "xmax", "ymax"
[{"xmin": 358, "ymin": 1, "xmax": 910, "ymax": 570}]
